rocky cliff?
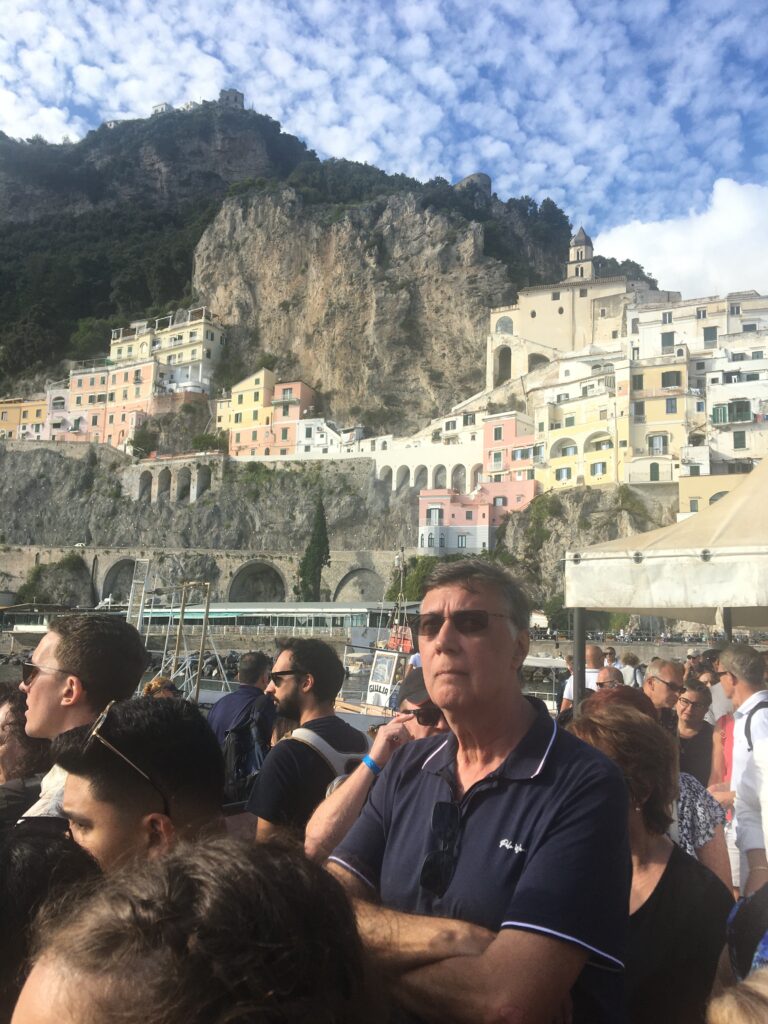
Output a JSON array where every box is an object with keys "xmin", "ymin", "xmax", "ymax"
[
  {"xmin": 0, "ymin": 445, "xmax": 416, "ymax": 552},
  {"xmin": 194, "ymin": 185, "xmax": 567, "ymax": 433}
]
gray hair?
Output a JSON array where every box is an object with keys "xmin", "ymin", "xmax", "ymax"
[
  {"xmin": 421, "ymin": 559, "xmax": 531, "ymax": 632},
  {"xmin": 719, "ymin": 645, "xmax": 766, "ymax": 690}
]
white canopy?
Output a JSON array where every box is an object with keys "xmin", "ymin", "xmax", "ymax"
[{"xmin": 564, "ymin": 459, "xmax": 768, "ymax": 628}]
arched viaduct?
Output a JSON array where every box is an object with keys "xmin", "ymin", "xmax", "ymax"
[{"xmin": 2, "ymin": 546, "xmax": 409, "ymax": 606}]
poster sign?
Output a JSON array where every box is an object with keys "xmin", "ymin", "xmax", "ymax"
[{"xmin": 366, "ymin": 651, "xmax": 400, "ymax": 707}]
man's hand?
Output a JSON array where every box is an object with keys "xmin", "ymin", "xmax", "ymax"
[{"xmin": 369, "ymin": 714, "xmax": 415, "ymax": 768}]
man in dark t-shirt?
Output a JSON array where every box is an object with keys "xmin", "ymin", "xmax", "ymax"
[
  {"xmin": 247, "ymin": 638, "xmax": 367, "ymax": 840},
  {"xmin": 206, "ymin": 651, "xmax": 275, "ymax": 762}
]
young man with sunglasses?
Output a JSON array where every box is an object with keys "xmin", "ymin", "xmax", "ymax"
[
  {"xmin": 50, "ymin": 697, "xmax": 225, "ymax": 870},
  {"xmin": 245, "ymin": 638, "xmax": 368, "ymax": 841},
  {"xmin": 328, "ymin": 559, "xmax": 630, "ymax": 1024},
  {"xmin": 304, "ymin": 668, "xmax": 448, "ymax": 863},
  {"xmin": 18, "ymin": 614, "xmax": 149, "ymax": 818}
]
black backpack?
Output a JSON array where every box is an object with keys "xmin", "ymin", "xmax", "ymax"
[{"xmin": 222, "ymin": 693, "xmax": 271, "ymax": 803}]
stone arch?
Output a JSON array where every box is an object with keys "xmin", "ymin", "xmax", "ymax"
[
  {"xmin": 175, "ymin": 467, "xmax": 191, "ymax": 503},
  {"xmin": 157, "ymin": 467, "xmax": 171, "ymax": 501},
  {"xmin": 451, "ymin": 464, "xmax": 466, "ymax": 491},
  {"xmin": 495, "ymin": 316, "xmax": 514, "ymax": 334},
  {"xmin": 102, "ymin": 558, "xmax": 136, "ymax": 602},
  {"xmin": 413, "ymin": 465, "xmax": 428, "ymax": 490},
  {"xmin": 709, "ymin": 490, "xmax": 728, "ymax": 505},
  {"xmin": 584, "ymin": 431, "xmax": 613, "ymax": 453},
  {"xmin": 528, "ymin": 353, "xmax": 550, "ymax": 373},
  {"xmin": 138, "ymin": 470, "xmax": 153, "ymax": 503},
  {"xmin": 550, "ymin": 437, "xmax": 579, "ymax": 459},
  {"xmin": 494, "ymin": 346, "xmax": 512, "ymax": 387},
  {"xmin": 228, "ymin": 560, "xmax": 287, "ymax": 602},
  {"xmin": 378, "ymin": 466, "xmax": 393, "ymax": 489},
  {"xmin": 195, "ymin": 465, "xmax": 212, "ymax": 499},
  {"xmin": 432, "ymin": 465, "xmax": 447, "ymax": 489},
  {"xmin": 333, "ymin": 568, "xmax": 385, "ymax": 602},
  {"xmin": 470, "ymin": 463, "xmax": 483, "ymax": 488},
  {"xmin": 395, "ymin": 465, "xmax": 410, "ymax": 492}
]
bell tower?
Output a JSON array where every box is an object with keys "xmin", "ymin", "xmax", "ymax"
[{"xmin": 567, "ymin": 226, "xmax": 594, "ymax": 280}]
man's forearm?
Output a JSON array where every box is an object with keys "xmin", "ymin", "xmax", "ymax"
[
  {"xmin": 353, "ymin": 897, "xmax": 494, "ymax": 973},
  {"xmin": 305, "ymin": 763, "xmax": 376, "ymax": 862}
]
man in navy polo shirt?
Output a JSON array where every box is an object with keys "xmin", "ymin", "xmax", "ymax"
[{"xmin": 328, "ymin": 559, "xmax": 630, "ymax": 1023}]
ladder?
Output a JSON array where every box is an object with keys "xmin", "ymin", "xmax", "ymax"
[{"xmin": 126, "ymin": 559, "xmax": 151, "ymax": 630}]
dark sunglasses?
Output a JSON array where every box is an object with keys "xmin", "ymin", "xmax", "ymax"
[
  {"xmin": 269, "ymin": 669, "xmax": 306, "ymax": 685},
  {"xmin": 405, "ymin": 705, "xmax": 443, "ymax": 727},
  {"xmin": 21, "ymin": 661, "xmax": 78, "ymax": 686},
  {"xmin": 420, "ymin": 800, "xmax": 461, "ymax": 897},
  {"xmin": 413, "ymin": 611, "xmax": 512, "ymax": 638},
  {"xmin": 649, "ymin": 676, "xmax": 684, "ymax": 695},
  {"xmin": 85, "ymin": 701, "xmax": 171, "ymax": 816}
]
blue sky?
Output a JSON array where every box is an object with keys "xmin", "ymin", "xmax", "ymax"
[{"xmin": 2, "ymin": 0, "xmax": 768, "ymax": 297}]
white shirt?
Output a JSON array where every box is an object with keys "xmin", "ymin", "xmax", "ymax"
[
  {"xmin": 704, "ymin": 683, "xmax": 733, "ymax": 726},
  {"xmin": 561, "ymin": 669, "xmax": 600, "ymax": 703},
  {"xmin": 733, "ymin": 690, "xmax": 768, "ymax": 858},
  {"xmin": 408, "ymin": 652, "xmax": 422, "ymax": 668},
  {"xmin": 20, "ymin": 764, "xmax": 68, "ymax": 819}
]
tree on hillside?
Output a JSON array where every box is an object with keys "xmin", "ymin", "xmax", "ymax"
[{"xmin": 295, "ymin": 497, "xmax": 330, "ymax": 601}]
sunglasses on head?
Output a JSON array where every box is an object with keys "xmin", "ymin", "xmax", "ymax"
[
  {"xmin": 405, "ymin": 705, "xmax": 443, "ymax": 727},
  {"xmin": 85, "ymin": 701, "xmax": 171, "ymax": 817},
  {"xmin": 413, "ymin": 611, "xmax": 512, "ymax": 638}
]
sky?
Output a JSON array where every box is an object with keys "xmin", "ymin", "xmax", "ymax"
[{"xmin": 2, "ymin": 0, "xmax": 768, "ymax": 298}]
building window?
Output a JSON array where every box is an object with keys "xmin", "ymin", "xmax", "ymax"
[
  {"xmin": 661, "ymin": 331, "xmax": 675, "ymax": 352},
  {"xmin": 579, "ymin": 288, "xmax": 587, "ymax": 297},
  {"xmin": 632, "ymin": 347, "xmax": 640, "ymax": 360},
  {"xmin": 632, "ymin": 374, "xmax": 644, "ymax": 391},
  {"xmin": 281, "ymin": 404, "xmax": 289, "ymax": 417},
  {"xmin": 493, "ymin": 496, "xmax": 508, "ymax": 507},
  {"xmin": 91, "ymin": 415, "xmax": 98, "ymax": 426},
  {"xmin": 662, "ymin": 311, "xmax": 672, "ymax": 324},
  {"xmin": 465, "ymin": 511, "xmax": 473, "ymax": 521},
  {"xmin": 234, "ymin": 413, "xmax": 242, "ymax": 424},
  {"xmin": 696, "ymin": 400, "xmax": 705, "ymax": 412},
  {"xmin": 251, "ymin": 430, "xmax": 257, "ymax": 440},
  {"xmin": 108, "ymin": 415, "xmax": 114, "ymax": 424},
  {"xmin": 690, "ymin": 499, "xmax": 699, "ymax": 512},
  {"xmin": 743, "ymin": 323, "xmax": 757, "ymax": 332},
  {"xmin": 666, "ymin": 398, "xmax": 677, "ymax": 414},
  {"xmin": 648, "ymin": 434, "xmax": 669, "ymax": 455},
  {"xmin": 305, "ymin": 426, "xmax": 312, "ymax": 439},
  {"xmin": 696, "ymin": 308, "xmax": 707, "ymax": 319},
  {"xmin": 530, "ymin": 310, "xmax": 536, "ymax": 318},
  {"xmin": 493, "ymin": 425, "xmax": 503, "ymax": 441},
  {"xmin": 733, "ymin": 430, "xmax": 747, "ymax": 450},
  {"xmin": 599, "ymin": 308, "xmax": 606, "ymax": 318},
  {"xmin": 590, "ymin": 462, "xmax": 607, "ymax": 477},
  {"xmin": 564, "ymin": 415, "xmax": 575, "ymax": 427},
  {"xmin": 427, "ymin": 533, "xmax": 434, "ymax": 548},
  {"xmin": 556, "ymin": 392, "xmax": 568, "ymax": 403},
  {"xmin": 730, "ymin": 303, "xmax": 741, "ymax": 315},
  {"xmin": 661, "ymin": 371, "xmax": 682, "ymax": 388},
  {"xmin": 439, "ymin": 534, "xmax": 445, "ymax": 548},
  {"xmin": 555, "ymin": 467, "xmax": 571, "ymax": 481},
  {"xmin": 689, "ymin": 465, "xmax": 700, "ymax": 477},
  {"xmin": 552, "ymin": 291, "xmax": 560, "ymax": 300},
  {"xmin": 281, "ymin": 428, "xmax": 289, "ymax": 440},
  {"xmin": 752, "ymin": 351, "xmax": 763, "ymax": 360},
  {"xmin": 463, "ymin": 412, "xmax": 475, "ymax": 426},
  {"xmin": 703, "ymin": 326, "xmax": 718, "ymax": 345},
  {"xmin": 730, "ymin": 400, "xmax": 752, "ymax": 422},
  {"xmin": 279, "ymin": 448, "xmax": 287, "ymax": 455},
  {"xmin": 457, "ymin": 535, "xmax": 467, "ymax": 549}
]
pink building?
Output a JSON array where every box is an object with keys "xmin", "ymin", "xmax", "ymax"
[
  {"xmin": 231, "ymin": 380, "xmax": 318, "ymax": 457},
  {"xmin": 65, "ymin": 360, "xmax": 159, "ymax": 446},
  {"xmin": 417, "ymin": 412, "xmax": 538, "ymax": 552}
]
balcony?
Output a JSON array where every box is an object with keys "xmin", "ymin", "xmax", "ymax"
[{"xmin": 631, "ymin": 415, "xmax": 646, "ymax": 424}]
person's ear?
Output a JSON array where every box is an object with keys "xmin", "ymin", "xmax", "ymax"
[
  {"xmin": 300, "ymin": 672, "xmax": 315, "ymax": 695},
  {"xmin": 61, "ymin": 674, "xmax": 85, "ymax": 707},
  {"xmin": 144, "ymin": 813, "xmax": 176, "ymax": 860}
]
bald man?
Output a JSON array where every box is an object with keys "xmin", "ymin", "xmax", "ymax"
[{"xmin": 559, "ymin": 645, "xmax": 604, "ymax": 715}]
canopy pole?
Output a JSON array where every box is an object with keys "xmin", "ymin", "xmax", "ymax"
[
  {"xmin": 722, "ymin": 607, "xmax": 733, "ymax": 644},
  {"xmin": 572, "ymin": 607, "xmax": 586, "ymax": 712}
]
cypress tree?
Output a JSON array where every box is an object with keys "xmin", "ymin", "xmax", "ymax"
[{"xmin": 296, "ymin": 497, "xmax": 330, "ymax": 600}]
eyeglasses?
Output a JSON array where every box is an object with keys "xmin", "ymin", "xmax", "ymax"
[
  {"xmin": 404, "ymin": 705, "xmax": 443, "ymax": 727},
  {"xmin": 21, "ymin": 661, "xmax": 78, "ymax": 686},
  {"xmin": 649, "ymin": 676, "xmax": 684, "ymax": 695},
  {"xmin": 84, "ymin": 701, "xmax": 171, "ymax": 816},
  {"xmin": 413, "ymin": 611, "xmax": 512, "ymax": 638},
  {"xmin": 420, "ymin": 801, "xmax": 461, "ymax": 897},
  {"xmin": 269, "ymin": 669, "xmax": 306, "ymax": 685},
  {"xmin": 678, "ymin": 696, "xmax": 708, "ymax": 711},
  {"xmin": 716, "ymin": 671, "xmax": 732, "ymax": 679},
  {"xmin": 595, "ymin": 680, "xmax": 621, "ymax": 689}
]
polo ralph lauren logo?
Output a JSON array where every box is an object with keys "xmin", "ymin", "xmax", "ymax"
[{"xmin": 499, "ymin": 839, "xmax": 525, "ymax": 853}]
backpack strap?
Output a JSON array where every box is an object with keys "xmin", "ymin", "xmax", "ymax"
[
  {"xmin": 745, "ymin": 699, "xmax": 768, "ymax": 753},
  {"xmin": 289, "ymin": 728, "xmax": 363, "ymax": 777}
]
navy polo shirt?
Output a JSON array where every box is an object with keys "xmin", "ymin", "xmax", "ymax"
[{"xmin": 330, "ymin": 698, "xmax": 630, "ymax": 1023}]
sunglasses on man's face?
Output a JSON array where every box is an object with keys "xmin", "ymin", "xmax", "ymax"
[
  {"xmin": 413, "ymin": 611, "xmax": 513, "ymax": 638},
  {"xmin": 404, "ymin": 705, "xmax": 443, "ymax": 727},
  {"xmin": 21, "ymin": 661, "xmax": 76, "ymax": 686}
]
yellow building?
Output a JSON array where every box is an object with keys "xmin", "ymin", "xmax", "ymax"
[
  {"xmin": 17, "ymin": 396, "xmax": 47, "ymax": 440},
  {"xmin": 528, "ymin": 357, "xmax": 631, "ymax": 490},
  {"xmin": 217, "ymin": 369, "xmax": 276, "ymax": 455},
  {"xmin": 0, "ymin": 398, "xmax": 23, "ymax": 439}
]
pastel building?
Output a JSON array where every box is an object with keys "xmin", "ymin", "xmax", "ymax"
[
  {"xmin": 224, "ymin": 369, "xmax": 276, "ymax": 456},
  {"xmin": 417, "ymin": 411, "xmax": 537, "ymax": 552},
  {"xmin": 0, "ymin": 398, "xmax": 24, "ymax": 439},
  {"xmin": 16, "ymin": 396, "xmax": 47, "ymax": 440}
]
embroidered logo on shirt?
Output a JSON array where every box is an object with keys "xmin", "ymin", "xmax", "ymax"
[{"xmin": 499, "ymin": 839, "xmax": 525, "ymax": 853}]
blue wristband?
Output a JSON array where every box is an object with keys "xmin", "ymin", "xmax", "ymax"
[{"xmin": 362, "ymin": 754, "xmax": 382, "ymax": 776}]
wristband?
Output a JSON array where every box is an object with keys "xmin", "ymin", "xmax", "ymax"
[{"xmin": 362, "ymin": 754, "xmax": 382, "ymax": 777}]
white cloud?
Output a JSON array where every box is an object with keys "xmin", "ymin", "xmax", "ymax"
[{"xmin": 594, "ymin": 179, "xmax": 768, "ymax": 299}]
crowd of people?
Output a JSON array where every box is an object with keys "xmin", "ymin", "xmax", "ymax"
[{"xmin": 1, "ymin": 563, "xmax": 768, "ymax": 1023}]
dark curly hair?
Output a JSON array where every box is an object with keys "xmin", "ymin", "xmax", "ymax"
[
  {"xmin": 31, "ymin": 836, "xmax": 381, "ymax": 1024},
  {"xmin": 0, "ymin": 683, "xmax": 50, "ymax": 780}
]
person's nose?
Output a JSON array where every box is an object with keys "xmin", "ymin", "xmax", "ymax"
[
  {"xmin": 434, "ymin": 616, "xmax": 461, "ymax": 651},
  {"xmin": 18, "ymin": 679, "xmax": 29, "ymax": 695}
]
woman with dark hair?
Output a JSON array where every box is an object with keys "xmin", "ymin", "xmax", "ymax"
[
  {"xmin": 14, "ymin": 837, "xmax": 379, "ymax": 1024},
  {"xmin": 0, "ymin": 684, "xmax": 50, "ymax": 832},
  {"xmin": 569, "ymin": 700, "xmax": 734, "ymax": 1024},
  {"xmin": 678, "ymin": 682, "xmax": 714, "ymax": 786}
]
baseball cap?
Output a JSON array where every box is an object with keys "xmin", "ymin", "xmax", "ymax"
[
  {"xmin": 398, "ymin": 668, "xmax": 429, "ymax": 706},
  {"xmin": 687, "ymin": 648, "xmax": 700, "ymax": 657}
]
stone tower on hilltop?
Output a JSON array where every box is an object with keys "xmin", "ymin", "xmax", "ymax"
[{"xmin": 566, "ymin": 226, "xmax": 594, "ymax": 280}]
